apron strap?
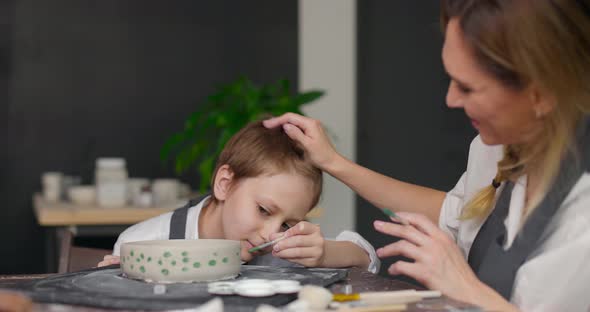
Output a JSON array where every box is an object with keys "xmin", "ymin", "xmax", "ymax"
[
  {"xmin": 468, "ymin": 117, "xmax": 590, "ymax": 299},
  {"xmin": 169, "ymin": 193, "xmax": 211, "ymax": 239},
  {"xmin": 467, "ymin": 181, "xmax": 514, "ymax": 273}
]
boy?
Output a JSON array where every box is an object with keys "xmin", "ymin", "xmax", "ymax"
[{"xmin": 99, "ymin": 121, "xmax": 379, "ymax": 272}]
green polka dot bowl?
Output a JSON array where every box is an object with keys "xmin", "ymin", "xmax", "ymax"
[{"xmin": 120, "ymin": 239, "xmax": 241, "ymax": 283}]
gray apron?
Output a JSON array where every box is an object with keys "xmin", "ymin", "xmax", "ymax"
[{"xmin": 468, "ymin": 118, "xmax": 590, "ymax": 299}]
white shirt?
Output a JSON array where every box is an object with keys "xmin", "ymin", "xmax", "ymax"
[
  {"xmin": 439, "ymin": 136, "xmax": 590, "ymax": 312},
  {"xmin": 113, "ymin": 196, "xmax": 381, "ymax": 273}
]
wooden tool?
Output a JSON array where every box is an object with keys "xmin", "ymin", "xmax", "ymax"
[
  {"xmin": 333, "ymin": 289, "xmax": 441, "ymax": 305},
  {"xmin": 0, "ymin": 291, "xmax": 33, "ymax": 312},
  {"xmin": 337, "ymin": 303, "xmax": 407, "ymax": 312}
]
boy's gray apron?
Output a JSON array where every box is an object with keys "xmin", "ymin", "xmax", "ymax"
[
  {"xmin": 169, "ymin": 193, "xmax": 296, "ymax": 267},
  {"xmin": 468, "ymin": 118, "xmax": 590, "ymax": 299}
]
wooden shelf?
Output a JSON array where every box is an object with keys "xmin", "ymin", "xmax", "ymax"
[
  {"xmin": 33, "ymin": 193, "xmax": 323, "ymax": 226},
  {"xmin": 33, "ymin": 194, "xmax": 181, "ymax": 226}
]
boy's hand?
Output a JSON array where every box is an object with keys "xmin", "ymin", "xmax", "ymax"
[
  {"xmin": 270, "ymin": 221, "xmax": 326, "ymax": 267},
  {"xmin": 97, "ymin": 255, "xmax": 120, "ymax": 267}
]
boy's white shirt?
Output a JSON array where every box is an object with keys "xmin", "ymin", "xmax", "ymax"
[
  {"xmin": 439, "ymin": 135, "xmax": 590, "ymax": 312},
  {"xmin": 113, "ymin": 196, "xmax": 380, "ymax": 273}
]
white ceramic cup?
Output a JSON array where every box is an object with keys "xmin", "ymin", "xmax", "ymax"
[
  {"xmin": 42, "ymin": 172, "xmax": 63, "ymax": 202},
  {"xmin": 127, "ymin": 178, "xmax": 150, "ymax": 205},
  {"xmin": 68, "ymin": 185, "xmax": 96, "ymax": 205},
  {"xmin": 152, "ymin": 179, "xmax": 179, "ymax": 206}
]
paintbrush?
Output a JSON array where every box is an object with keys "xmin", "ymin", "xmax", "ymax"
[
  {"xmin": 382, "ymin": 208, "xmax": 409, "ymax": 225},
  {"xmin": 248, "ymin": 235, "xmax": 288, "ymax": 253}
]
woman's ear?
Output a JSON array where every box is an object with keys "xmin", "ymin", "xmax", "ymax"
[
  {"xmin": 212, "ymin": 164, "xmax": 234, "ymax": 201},
  {"xmin": 530, "ymin": 86, "xmax": 556, "ymax": 118}
]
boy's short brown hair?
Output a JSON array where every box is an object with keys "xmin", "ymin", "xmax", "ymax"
[{"xmin": 210, "ymin": 120, "xmax": 323, "ymax": 210}]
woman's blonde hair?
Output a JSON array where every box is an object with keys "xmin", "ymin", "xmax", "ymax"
[
  {"xmin": 210, "ymin": 120, "xmax": 323, "ymax": 211},
  {"xmin": 441, "ymin": 0, "xmax": 590, "ymax": 219}
]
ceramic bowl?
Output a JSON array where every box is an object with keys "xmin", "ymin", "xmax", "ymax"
[
  {"xmin": 120, "ymin": 239, "xmax": 241, "ymax": 283},
  {"xmin": 67, "ymin": 186, "xmax": 96, "ymax": 205}
]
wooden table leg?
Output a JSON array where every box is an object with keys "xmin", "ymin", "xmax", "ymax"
[{"xmin": 57, "ymin": 227, "xmax": 73, "ymax": 274}]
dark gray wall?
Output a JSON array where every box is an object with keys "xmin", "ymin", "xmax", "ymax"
[
  {"xmin": 0, "ymin": 0, "xmax": 297, "ymax": 274},
  {"xmin": 356, "ymin": 1, "xmax": 477, "ymax": 279}
]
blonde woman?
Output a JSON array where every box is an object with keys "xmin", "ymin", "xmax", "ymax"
[{"xmin": 264, "ymin": 0, "xmax": 590, "ymax": 311}]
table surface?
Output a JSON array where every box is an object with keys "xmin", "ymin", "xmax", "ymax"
[
  {"xmin": 33, "ymin": 193, "xmax": 181, "ymax": 226},
  {"xmin": 0, "ymin": 268, "xmax": 480, "ymax": 312}
]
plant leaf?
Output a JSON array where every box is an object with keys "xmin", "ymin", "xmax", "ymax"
[
  {"xmin": 293, "ymin": 90, "xmax": 325, "ymax": 106},
  {"xmin": 161, "ymin": 78, "xmax": 325, "ymax": 191}
]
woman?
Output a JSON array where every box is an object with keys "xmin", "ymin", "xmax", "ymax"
[{"xmin": 264, "ymin": 0, "xmax": 590, "ymax": 311}]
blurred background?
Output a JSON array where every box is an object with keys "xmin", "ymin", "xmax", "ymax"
[{"xmin": 0, "ymin": 0, "xmax": 475, "ymax": 276}]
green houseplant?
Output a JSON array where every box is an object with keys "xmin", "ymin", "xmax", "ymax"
[{"xmin": 161, "ymin": 77, "xmax": 324, "ymax": 192}]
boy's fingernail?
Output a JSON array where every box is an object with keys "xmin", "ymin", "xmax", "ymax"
[
  {"xmin": 273, "ymin": 244, "xmax": 280, "ymax": 251},
  {"xmin": 374, "ymin": 220, "xmax": 384, "ymax": 228}
]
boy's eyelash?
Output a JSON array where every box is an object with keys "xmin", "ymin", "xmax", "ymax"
[
  {"xmin": 258, "ymin": 205, "xmax": 270, "ymax": 215},
  {"xmin": 258, "ymin": 205, "xmax": 291, "ymax": 231},
  {"xmin": 281, "ymin": 223, "xmax": 291, "ymax": 231}
]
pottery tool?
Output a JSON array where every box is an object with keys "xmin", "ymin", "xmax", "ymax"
[
  {"xmin": 0, "ymin": 291, "xmax": 33, "ymax": 312},
  {"xmin": 337, "ymin": 303, "xmax": 407, "ymax": 312},
  {"xmin": 248, "ymin": 235, "xmax": 288, "ymax": 253},
  {"xmin": 382, "ymin": 208, "xmax": 409, "ymax": 225},
  {"xmin": 333, "ymin": 289, "xmax": 441, "ymax": 304}
]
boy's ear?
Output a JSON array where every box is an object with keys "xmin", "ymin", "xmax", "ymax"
[{"xmin": 213, "ymin": 164, "xmax": 234, "ymax": 201}]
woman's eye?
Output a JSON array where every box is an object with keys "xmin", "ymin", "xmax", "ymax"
[
  {"xmin": 258, "ymin": 206, "xmax": 270, "ymax": 216},
  {"xmin": 457, "ymin": 84, "xmax": 472, "ymax": 94}
]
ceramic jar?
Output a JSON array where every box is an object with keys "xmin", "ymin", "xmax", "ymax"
[{"xmin": 95, "ymin": 158, "xmax": 128, "ymax": 207}]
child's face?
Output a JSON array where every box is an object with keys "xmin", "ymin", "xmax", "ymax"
[{"xmin": 216, "ymin": 169, "xmax": 315, "ymax": 262}]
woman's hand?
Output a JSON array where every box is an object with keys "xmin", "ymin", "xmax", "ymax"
[
  {"xmin": 97, "ymin": 255, "xmax": 120, "ymax": 267},
  {"xmin": 374, "ymin": 212, "xmax": 485, "ymax": 302},
  {"xmin": 270, "ymin": 221, "xmax": 326, "ymax": 267},
  {"xmin": 374, "ymin": 212, "xmax": 519, "ymax": 311},
  {"xmin": 263, "ymin": 113, "xmax": 338, "ymax": 171}
]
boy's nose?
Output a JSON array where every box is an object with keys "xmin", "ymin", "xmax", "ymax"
[{"xmin": 260, "ymin": 221, "xmax": 283, "ymax": 242}]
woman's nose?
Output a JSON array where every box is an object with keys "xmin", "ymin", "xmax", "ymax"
[{"xmin": 446, "ymin": 82, "xmax": 464, "ymax": 108}]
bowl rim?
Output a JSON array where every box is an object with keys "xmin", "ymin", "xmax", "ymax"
[{"xmin": 121, "ymin": 239, "xmax": 241, "ymax": 248}]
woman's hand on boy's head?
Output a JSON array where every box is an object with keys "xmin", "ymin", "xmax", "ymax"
[
  {"xmin": 263, "ymin": 113, "xmax": 338, "ymax": 171},
  {"xmin": 270, "ymin": 221, "xmax": 326, "ymax": 267},
  {"xmin": 97, "ymin": 255, "xmax": 120, "ymax": 267}
]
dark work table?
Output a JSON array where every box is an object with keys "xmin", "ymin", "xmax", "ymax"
[{"xmin": 0, "ymin": 267, "xmax": 481, "ymax": 311}]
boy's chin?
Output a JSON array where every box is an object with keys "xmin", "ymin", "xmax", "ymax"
[
  {"xmin": 239, "ymin": 241, "xmax": 269, "ymax": 262},
  {"xmin": 240, "ymin": 249, "xmax": 254, "ymax": 263},
  {"xmin": 239, "ymin": 241, "xmax": 255, "ymax": 262}
]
